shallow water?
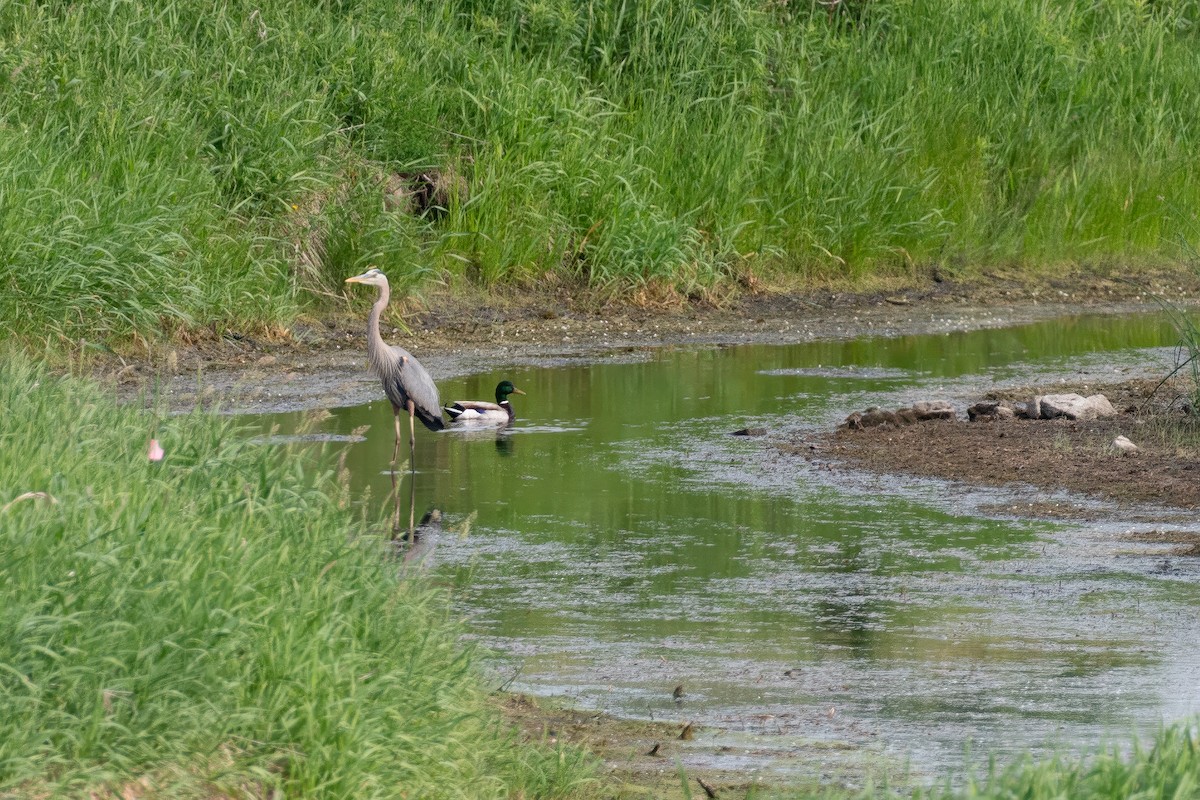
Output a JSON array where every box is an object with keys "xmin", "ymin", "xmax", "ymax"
[{"xmin": 254, "ymin": 312, "xmax": 1200, "ymax": 784}]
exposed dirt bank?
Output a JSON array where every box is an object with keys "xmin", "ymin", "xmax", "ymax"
[
  {"xmin": 498, "ymin": 692, "xmax": 886, "ymax": 800},
  {"xmin": 798, "ymin": 378, "xmax": 1200, "ymax": 526},
  {"xmin": 101, "ymin": 267, "xmax": 1200, "ymax": 415}
]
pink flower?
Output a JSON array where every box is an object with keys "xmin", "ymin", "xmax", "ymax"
[{"xmin": 147, "ymin": 439, "xmax": 164, "ymax": 462}]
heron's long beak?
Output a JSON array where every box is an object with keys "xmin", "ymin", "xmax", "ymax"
[{"xmin": 344, "ymin": 272, "xmax": 369, "ymax": 284}]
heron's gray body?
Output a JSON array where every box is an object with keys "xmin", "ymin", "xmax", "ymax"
[
  {"xmin": 372, "ymin": 344, "xmax": 445, "ymax": 432},
  {"xmin": 358, "ymin": 271, "xmax": 445, "ymax": 432}
]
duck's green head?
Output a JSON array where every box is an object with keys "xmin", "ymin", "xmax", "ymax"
[{"xmin": 495, "ymin": 380, "xmax": 526, "ymax": 403}]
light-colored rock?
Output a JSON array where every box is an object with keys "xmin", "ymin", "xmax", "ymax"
[
  {"xmin": 1016, "ymin": 398, "xmax": 1043, "ymax": 419},
  {"xmin": 1038, "ymin": 393, "xmax": 1117, "ymax": 421},
  {"xmin": 1087, "ymin": 394, "xmax": 1117, "ymax": 417},
  {"xmin": 1112, "ymin": 435, "xmax": 1139, "ymax": 454}
]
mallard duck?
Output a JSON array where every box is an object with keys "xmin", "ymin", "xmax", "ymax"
[{"xmin": 444, "ymin": 380, "xmax": 526, "ymax": 426}]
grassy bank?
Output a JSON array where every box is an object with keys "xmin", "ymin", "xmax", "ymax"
[
  {"xmin": 2, "ymin": 0, "xmax": 1200, "ymax": 355},
  {"xmin": 898, "ymin": 722, "xmax": 1200, "ymax": 800},
  {"xmin": 0, "ymin": 357, "xmax": 592, "ymax": 798}
]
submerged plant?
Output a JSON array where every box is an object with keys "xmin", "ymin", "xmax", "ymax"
[{"xmin": 1158, "ymin": 307, "xmax": 1200, "ymax": 414}]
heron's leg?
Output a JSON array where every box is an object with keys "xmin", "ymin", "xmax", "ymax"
[
  {"xmin": 391, "ymin": 408, "xmax": 402, "ymax": 492},
  {"xmin": 407, "ymin": 400, "xmax": 417, "ymax": 469},
  {"xmin": 389, "ymin": 407, "xmax": 403, "ymax": 534},
  {"xmin": 408, "ymin": 463, "xmax": 417, "ymax": 539},
  {"xmin": 407, "ymin": 400, "xmax": 417, "ymax": 538}
]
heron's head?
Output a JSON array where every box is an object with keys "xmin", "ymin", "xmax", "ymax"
[
  {"xmin": 496, "ymin": 380, "xmax": 526, "ymax": 402},
  {"xmin": 345, "ymin": 267, "xmax": 388, "ymax": 288}
]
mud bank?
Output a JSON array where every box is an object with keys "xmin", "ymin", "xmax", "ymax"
[
  {"xmin": 798, "ymin": 377, "xmax": 1200, "ymax": 525},
  {"xmin": 104, "ymin": 268, "xmax": 1200, "ymax": 415}
]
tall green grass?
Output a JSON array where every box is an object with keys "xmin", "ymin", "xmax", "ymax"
[
  {"xmin": 787, "ymin": 723, "xmax": 1200, "ymax": 800},
  {"xmin": 3, "ymin": 0, "xmax": 1200, "ymax": 353},
  {"xmin": 0, "ymin": 357, "xmax": 592, "ymax": 797},
  {"xmin": 918, "ymin": 723, "xmax": 1200, "ymax": 799},
  {"xmin": 451, "ymin": 0, "xmax": 1200, "ymax": 285}
]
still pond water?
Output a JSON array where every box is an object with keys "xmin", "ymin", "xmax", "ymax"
[{"xmin": 257, "ymin": 313, "xmax": 1200, "ymax": 783}]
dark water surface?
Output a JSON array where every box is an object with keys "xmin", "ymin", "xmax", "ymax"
[{"xmin": 254, "ymin": 312, "xmax": 1200, "ymax": 784}]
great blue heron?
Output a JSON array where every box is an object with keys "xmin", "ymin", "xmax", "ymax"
[
  {"xmin": 444, "ymin": 380, "xmax": 526, "ymax": 427},
  {"xmin": 345, "ymin": 268, "xmax": 445, "ymax": 529}
]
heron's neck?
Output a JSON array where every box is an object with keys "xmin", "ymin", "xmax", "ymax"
[{"xmin": 366, "ymin": 284, "xmax": 398, "ymax": 375}]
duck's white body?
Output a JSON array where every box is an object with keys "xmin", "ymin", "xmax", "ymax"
[
  {"xmin": 444, "ymin": 400, "xmax": 513, "ymax": 426},
  {"xmin": 444, "ymin": 381, "xmax": 525, "ymax": 427}
]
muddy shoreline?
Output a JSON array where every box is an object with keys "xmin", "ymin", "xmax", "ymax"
[
  {"xmin": 799, "ymin": 378, "xmax": 1200, "ymax": 523},
  {"xmin": 104, "ymin": 268, "xmax": 1200, "ymax": 416}
]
